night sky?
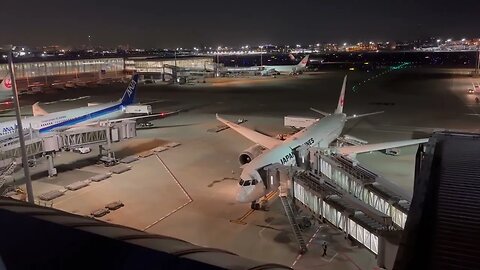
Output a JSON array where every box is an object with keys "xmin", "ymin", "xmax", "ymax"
[{"xmin": 2, "ymin": 0, "xmax": 479, "ymax": 48}]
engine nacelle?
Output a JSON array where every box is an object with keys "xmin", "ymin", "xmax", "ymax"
[{"xmin": 239, "ymin": 144, "xmax": 264, "ymax": 165}]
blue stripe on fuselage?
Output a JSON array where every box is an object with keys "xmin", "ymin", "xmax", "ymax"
[{"xmin": 39, "ymin": 103, "xmax": 123, "ymax": 133}]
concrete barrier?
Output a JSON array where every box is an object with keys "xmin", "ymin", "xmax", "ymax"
[
  {"xmin": 165, "ymin": 142, "xmax": 180, "ymax": 148},
  {"xmin": 90, "ymin": 173, "xmax": 112, "ymax": 182},
  {"xmin": 152, "ymin": 146, "xmax": 168, "ymax": 153},
  {"xmin": 91, "ymin": 208, "xmax": 110, "ymax": 217},
  {"xmin": 110, "ymin": 164, "xmax": 131, "ymax": 174},
  {"xmin": 38, "ymin": 190, "xmax": 65, "ymax": 201},
  {"xmin": 105, "ymin": 201, "xmax": 124, "ymax": 211},
  {"xmin": 120, "ymin": 156, "xmax": 139, "ymax": 164},
  {"xmin": 65, "ymin": 180, "xmax": 90, "ymax": 191},
  {"xmin": 138, "ymin": 150, "xmax": 154, "ymax": 158}
]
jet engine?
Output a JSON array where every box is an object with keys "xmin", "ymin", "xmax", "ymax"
[{"xmin": 239, "ymin": 144, "xmax": 264, "ymax": 165}]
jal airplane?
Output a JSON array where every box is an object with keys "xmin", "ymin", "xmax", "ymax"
[
  {"xmin": 0, "ymin": 74, "xmax": 177, "ymax": 140},
  {"xmin": 261, "ymin": 55, "xmax": 309, "ymax": 75},
  {"xmin": 0, "ymin": 74, "xmax": 15, "ymax": 112},
  {"xmin": 217, "ymin": 76, "xmax": 428, "ymax": 209}
]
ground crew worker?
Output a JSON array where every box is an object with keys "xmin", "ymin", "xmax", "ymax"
[{"xmin": 322, "ymin": 241, "xmax": 328, "ymax": 256}]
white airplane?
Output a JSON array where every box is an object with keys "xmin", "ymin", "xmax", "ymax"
[
  {"xmin": 0, "ymin": 74, "xmax": 177, "ymax": 140},
  {"xmin": 217, "ymin": 76, "xmax": 428, "ymax": 209},
  {"xmin": 261, "ymin": 55, "xmax": 309, "ymax": 75}
]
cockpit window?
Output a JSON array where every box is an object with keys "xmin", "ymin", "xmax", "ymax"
[{"xmin": 239, "ymin": 180, "xmax": 254, "ymax": 186}]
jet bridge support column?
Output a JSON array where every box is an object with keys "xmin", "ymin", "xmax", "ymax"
[{"xmin": 46, "ymin": 155, "xmax": 57, "ymax": 177}]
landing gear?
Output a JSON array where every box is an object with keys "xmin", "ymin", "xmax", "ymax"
[
  {"xmin": 251, "ymin": 201, "xmax": 260, "ymax": 210},
  {"xmin": 250, "ymin": 198, "xmax": 269, "ymax": 211}
]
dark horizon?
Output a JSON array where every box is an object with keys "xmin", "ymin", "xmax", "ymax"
[{"xmin": 2, "ymin": 0, "xmax": 479, "ymax": 48}]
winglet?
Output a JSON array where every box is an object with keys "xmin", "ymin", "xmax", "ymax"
[{"xmin": 335, "ymin": 75, "xmax": 347, "ymax": 114}]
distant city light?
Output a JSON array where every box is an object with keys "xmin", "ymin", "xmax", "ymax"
[
  {"xmin": 296, "ymin": 44, "xmax": 301, "ymax": 48},
  {"xmin": 436, "ymin": 39, "xmax": 441, "ymax": 43},
  {"xmin": 446, "ymin": 39, "xmax": 452, "ymax": 42},
  {"xmin": 343, "ymin": 43, "xmax": 347, "ymax": 46},
  {"xmin": 462, "ymin": 38, "xmax": 466, "ymax": 42}
]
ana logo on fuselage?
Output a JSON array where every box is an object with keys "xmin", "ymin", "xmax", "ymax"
[
  {"xmin": 126, "ymin": 80, "xmax": 136, "ymax": 97},
  {"xmin": 2, "ymin": 124, "xmax": 16, "ymax": 134}
]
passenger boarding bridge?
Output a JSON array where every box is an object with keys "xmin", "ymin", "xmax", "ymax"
[
  {"xmin": 0, "ymin": 120, "xmax": 137, "ymax": 180},
  {"xmin": 264, "ymin": 144, "xmax": 415, "ymax": 269}
]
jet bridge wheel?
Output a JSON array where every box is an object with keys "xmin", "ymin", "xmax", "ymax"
[{"xmin": 251, "ymin": 202, "xmax": 260, "ymax": 210}]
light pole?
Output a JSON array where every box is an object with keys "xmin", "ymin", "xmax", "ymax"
[
  {"xmin": 7, "ymin": 50, "xmax": 34, "ymax": 203},
  {"xmin": 216, "ymin": 52, "xmax": 219, "ymax": 77},
  {"xmin": 259, "ymin": 46, "xmax": 263, "ymax": 67},
  {"xmin": 476, "ymin": 45, "xmax": 480, "ymax": 75}
]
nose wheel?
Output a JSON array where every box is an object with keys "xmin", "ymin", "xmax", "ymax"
[{"xmin": 250, "ymin": 200, "xmax": 268, "ymax": 211}]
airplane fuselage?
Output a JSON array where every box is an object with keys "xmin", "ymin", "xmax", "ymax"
[
  {"xmin": 263, "ymin": 65, "xmax": 306, "ymax": 74},
  {"xmin": 0, "ymin": 101, "xmax": 125, "ymax": 140},
  {"xmin": 237, "ymin": 113, "xmax": 346, "ymax": 203}
]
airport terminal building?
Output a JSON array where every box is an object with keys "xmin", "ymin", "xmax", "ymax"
[
  {"xmin": 0, "ymin": 55, "xmax": 215, "ymax": 90},
  {"xmin": 0, "ymin": 57, "xmax": 124, "ymax": 79},
  {"xmin": 125, "ymin": 56, "xmax": 215, "ymax": 74}
]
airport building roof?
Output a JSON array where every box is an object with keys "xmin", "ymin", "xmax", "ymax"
[
  {"xmin": 0, "ymin": 197, "xmax": 291, "ymax": 270},
  {"xmin": 394, "ymin": 131, "xmax": 480, "ymax": 270}
]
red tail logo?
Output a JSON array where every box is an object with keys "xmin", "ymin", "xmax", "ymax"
[{"xmin": 3, "ymin": 78, "xmax": 11, "ymax": 89}]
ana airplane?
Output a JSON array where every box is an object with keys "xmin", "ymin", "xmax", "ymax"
[
  {"xmin": 217, "ymin": 75, "xmax": 428, "ymax": 209},
  {"xmin": 0, "ymin": 74, "xmax": 15, "ymax": 112},
  {"xmin": 261, "ymin": 55, "xmax": 309, "ymax": 75},
  {"xmin": 0, "ymin": 74, "xmax": 177, "ymax": 140}
]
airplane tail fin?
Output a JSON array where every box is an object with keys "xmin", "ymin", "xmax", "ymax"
[
  {"xmin": 120, "ymin": 74, "xmax": 139, "ymax": 106},
  {"xmin": 334, "ymin": 75, "xmax": 347, "ymax": 114},
  {"xmin": 297, "ymin": 55, "xmax": 309, "ymax": 68},
  {"xmin": 0, "ymin": 74, "xmax": 13, "ymax": 92}
]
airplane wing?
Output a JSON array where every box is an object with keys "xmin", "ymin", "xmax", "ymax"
[
  {"xmin": 346, "ymin": 111, "xmax": 384, "ymax": 120},
  {"xmin": 216, "ymin": 114, "xmax": 282, "ymax": 149},
  {"xmin": 334, "ymin": 138, "xmax": 428, "ymax": 156},
  {"xmin": 108, "ymin": 110, "xmax": 181, "ymax": 123},
  {"xmin": 67, "ymin": 110, "xmax": 181, "ymax": 129}
]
